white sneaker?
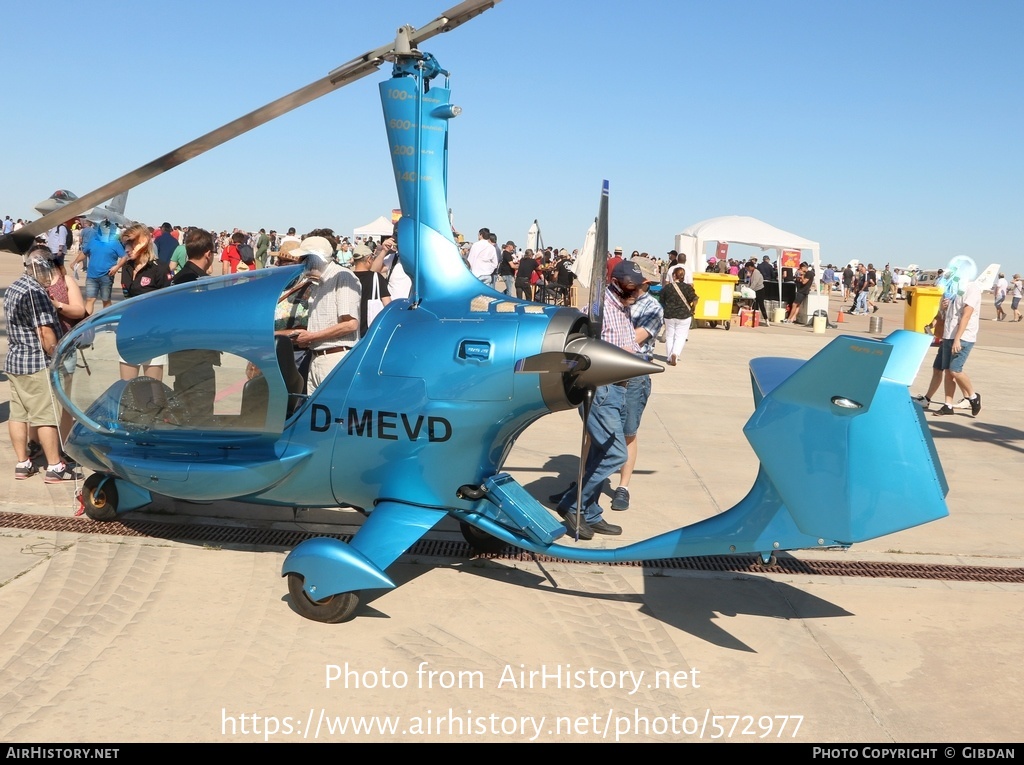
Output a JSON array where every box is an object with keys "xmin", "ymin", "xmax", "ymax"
[{"xmin": 953, "ymin": 397, "xmax": 972, "ymax": 410}]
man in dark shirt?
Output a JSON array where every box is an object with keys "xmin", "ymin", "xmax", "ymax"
[
  {"xmin": 350, "ymin": 244, "xmax": 392, "ymax": 336},
  {"xmin": 171, "ymin": 229, "xmax": 214, "ymax": 285},
  {"xmin": 497, "ymin": 241, "xmax": 517, "ymax": 295},
  {"xmin": 515, "ymin": 249, "xmax": 539, "ymax": 300},
  {"xmin": 154, "ymin": 222, "xmax": 178, "ymax": 265},
  {"xmin": 169, "ymin": 229, "xmax": 219, "ymax": 421},
  {"xmin": 785, "ymin": 262, "xmax": 815, "ymax": 323}
]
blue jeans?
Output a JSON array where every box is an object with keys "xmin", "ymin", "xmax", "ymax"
[
  {"xmin": 854, "ymin": 291, "xmax": 868, "ymax": 313},
  {"xmin": 85, "ymin": 274, "xmax": 113, "ymax": 302},
  {"xmin": 933, "ymin": 339, "xmax": 974, "ymax": 373},
  {"xmin": 498, "ymin": 274, "xmax": 514, "ymax": 294},
  {"xmin": 556, "ymin": 384, "xmax": 627, "ymax": 525},
  {"xmin": 622, "ymin": 374, "xmax": 651, "ymax": 437}
]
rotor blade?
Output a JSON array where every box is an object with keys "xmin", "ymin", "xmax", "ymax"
[
  {"xmin": 587, "ymin": 180, "xmax": 610, "ymax": 339},
  {"xmin": 3, "ymin": 0, "xmax": 500, "ymax": 249}
]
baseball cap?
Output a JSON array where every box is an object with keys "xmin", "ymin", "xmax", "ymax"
[
  {"xmin": 352, "ymin": 244, "xmax": 373, "ymax": 260},
  {"xmin": 611, "ymin": 259, "xmax": 644, "ymax": 284}
]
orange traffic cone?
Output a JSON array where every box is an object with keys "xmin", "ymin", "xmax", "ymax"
[{"xmin": 837, "ymin": 308, "xmax": 844, "ymax": 323}]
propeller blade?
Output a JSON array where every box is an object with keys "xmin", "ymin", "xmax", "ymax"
[
  {"xmin": 587, "ymin": 180, "xmax": 610, "ymax": 338},
  {"xmin": 1, "ymin": 0, "xmax": 501, "ymax": 252},
  {"xmin": 514, "ymin": 352, "xmax": 590, "ymax": 375},
  {"xmin": 1, "ymin": 230, "xmax": 37, "ymax": 256},
  {"xmin": 572, "ymin": 387, "xmax": 595, "ymax": 542}
]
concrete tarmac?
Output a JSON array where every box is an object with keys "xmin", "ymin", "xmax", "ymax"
[{"xmin": 0, "ymin": 257, "xmax": 1021, "ymax": 743}]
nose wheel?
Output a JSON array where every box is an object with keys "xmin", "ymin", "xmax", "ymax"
[
  {"xmin": 286, "ymin": 573, "xmax": 360, "ymax": 623},
  {"xmin": 459, "ymin": 521, "xmax": 508, "ymax": 554},
  {"xmin": 81, "ymin": 473, "xmax": 119, "ymax": 522}
]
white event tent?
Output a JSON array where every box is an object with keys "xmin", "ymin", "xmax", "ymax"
[
  {"xmin": 353, "ymin": 215, "xmax": 394, "ymax": 241},
  {"xmin": 674, "ymin": 216, "xmax": 820, "ymax": 284}
]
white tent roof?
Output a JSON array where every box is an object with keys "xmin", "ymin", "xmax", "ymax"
[
  {"xmin": 571, "ymin": 221, "xmax": 597, "ymax": 290},
  {"xmin": 353, "ymin": 215, "xmax": 394, "ymax": 239},
  {"xmin": 675, "ymin": 215, "xmax": 820, "ymax": 276}
]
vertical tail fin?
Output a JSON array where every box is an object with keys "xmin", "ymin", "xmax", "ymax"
[
  {"xmin": 744, "ymin": 330, "xmax": 948, "ymax": 543},
  {"xmin": 106, "ymin": 191, "xmax": 129, "ymax": 215}
]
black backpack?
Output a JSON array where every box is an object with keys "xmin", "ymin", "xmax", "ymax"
[{"xmin": 238, "ymin": 243, "xmax": 255, "ymax": 264}]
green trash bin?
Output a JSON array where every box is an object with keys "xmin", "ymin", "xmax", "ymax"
[{"xmin": 904, "ymin": 286, "xmax": 943, "ymax": 333}]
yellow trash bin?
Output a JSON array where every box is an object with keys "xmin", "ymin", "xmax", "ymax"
[
  {"xmin": 903, "ymin": 286, "xmax": 944, "ymax": 333},
  {"xmin": 692, "ymin": 273, "xmax": 739, "ymax": 329}
]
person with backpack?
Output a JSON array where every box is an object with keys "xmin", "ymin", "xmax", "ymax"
[
  {"xmin": 46, "ymin": 222, "xmax": 72, "ymax": 260},
  {"xmin": 237, "ymin": 235, "xmax": 256, "ymax": 270},
  {"xmin": 221, "ymin": 231, "xmax": 247, "ymax": 274}
]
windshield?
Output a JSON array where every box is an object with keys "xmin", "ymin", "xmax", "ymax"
[{"xmin": 51, "ymin": 266, "xmax": 306, "ymax": 438}]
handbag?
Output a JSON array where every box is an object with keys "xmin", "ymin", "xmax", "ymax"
[
  {"xmin": 671, "ymin": 281, "xmax": 697, "ymax": 319},
  {"xmin": 366, "ymin": 273, "xmax": 386, "ymax": 326}
]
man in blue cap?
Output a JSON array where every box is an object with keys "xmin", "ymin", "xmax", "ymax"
[{"xmin": 550, "ymin": 259, "xmax": 648, "ymax": 539}]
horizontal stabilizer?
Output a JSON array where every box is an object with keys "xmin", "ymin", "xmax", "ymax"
[{"xmin": 745, "ymin": 332, "xmax": 947, "ymax": 543}]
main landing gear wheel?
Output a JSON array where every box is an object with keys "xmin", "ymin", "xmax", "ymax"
[
  {"xmin": 459, "ymin": 521, "xmax": 508, "ymax": 554},
  {"xmin": 82, "ymin": 473, "xmax": 118, "ymax": 522},
  {"xmin": 286, "ymin": 573, "xmax": 360, "ymax": 623}
]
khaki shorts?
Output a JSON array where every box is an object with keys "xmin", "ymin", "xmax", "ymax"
[{"xmin": 8, "ymin": 369, "xmax": 59, "ymax": 426}]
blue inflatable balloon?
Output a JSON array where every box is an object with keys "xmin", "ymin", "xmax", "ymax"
[{"xmin": 936, "ymin": 255, "xmax": 977, "ymax": 299}]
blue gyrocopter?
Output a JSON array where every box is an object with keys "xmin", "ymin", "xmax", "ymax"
[{"xmin": 4, "ymin": 1, "xmax": 948, "ymax": 623}]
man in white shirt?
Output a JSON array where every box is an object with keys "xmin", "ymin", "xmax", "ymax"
[
  {"xmin": 466, "ymin": 227, "xmax": 498, "ymax": 287},
  {"xmin": 913, "ymin": 281, "xmax": 982, "ymax": 417},
  {"xmin": 291, "ymin": 236, "xmax": 361, "ymax": 390},
  {"xmin": 46, "ymin": 222, "xmax": 70, "ymax": 259},
  {"xmin": 994, "ymin": 273, "xmax": 1009, "ymax": 321}
]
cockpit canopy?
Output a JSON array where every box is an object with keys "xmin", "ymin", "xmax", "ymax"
[{"xmin": 51, "ymin": 266, "xmax": 307, "ymax": 439}]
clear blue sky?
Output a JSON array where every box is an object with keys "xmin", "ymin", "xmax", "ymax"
[{"xmin": 2, "ymin": 0, "xmax": 1021, "ymax": 277}]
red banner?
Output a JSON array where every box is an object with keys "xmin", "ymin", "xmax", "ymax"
[{"xmin": 781, "ymin": 249, "xmax": 801, "ymax": 269}]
